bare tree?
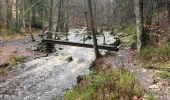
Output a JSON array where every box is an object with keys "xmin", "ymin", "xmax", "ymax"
[
  {"xmin": 48, "ymin": 0, "xmax": 53, "ymax": 39},
  {"xmin": 6, "ymin": 0, "xmax": 13, "ymax": 29},
  {"xmin": 56, "ymin": 0, "xmax": 66, "ymax": 32},
  {"xmin": 87, "ymin": 0, "xmax": 101, "ymax": 58}
]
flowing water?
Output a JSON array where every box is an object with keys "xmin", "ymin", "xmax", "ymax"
[{"xmin": 0, "ymin": 28, "xmax": 116, "ymax": 100}]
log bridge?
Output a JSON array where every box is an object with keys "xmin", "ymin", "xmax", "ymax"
[
  {"xmin": 42, "ymin": 39, "xmax": 119, "ymax": 51},
  {"xmin": 41, "ymin": 31, "xmax": 119, "ymax": 51}
]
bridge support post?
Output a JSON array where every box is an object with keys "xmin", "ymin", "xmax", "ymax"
[
  {"xmin": 83, "ymin": 35, "xmax": 85, "ymax": 43},
  {"xmin": 45, "ymin": 43, "xmax": 54, "ymax": 52},
  {"xmin": 103, "ymin": 35, "xmax": 106, "ymax": 45},
  {"xmin": 66, "ymin": 34, "xmax": 69, "ymax": 41}
]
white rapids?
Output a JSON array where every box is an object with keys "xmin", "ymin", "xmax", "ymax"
[{"xmin": 0, "ymin": 28, "xmax": 116, "ymax": 100}]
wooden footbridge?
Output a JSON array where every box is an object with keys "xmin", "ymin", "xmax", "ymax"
[{"xmin": 41, "ymin": 31, "xmax": 119, "ymax": 51}]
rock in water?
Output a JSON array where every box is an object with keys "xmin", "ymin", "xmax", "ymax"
[
  {"xmin": 77, "ymin": 75, "xmax": 85, "ymax": 84},
  {"xmin": 65, "ymin": 56, "xmax": 73, "ymax": 62},
  {"xmin": 86, "ymin": 35, "xmax": 92, "ymax": 40},
  {"xmin": 59, "ymin": 48, "xmax": 63, "ymax": 50},
  {"xmin": 109, "ymin": 37, "xmax": 121, "ymax": 46},
  {"xmin": 30, "ymin": 45, "xmax": 38, "ymax": 51},
  {"xmin": 77, "ymin": 58, "xmax": 85, "ymax": 63}
]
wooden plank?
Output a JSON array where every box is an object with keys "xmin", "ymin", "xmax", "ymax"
[{"xmin": 42, "ymin": 39, "xmax": 119, "ymax": 51}]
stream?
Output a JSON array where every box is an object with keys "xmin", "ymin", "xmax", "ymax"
[{"xmin": 0, "ymin": 28, "xmax": 116, "ymax": 100}]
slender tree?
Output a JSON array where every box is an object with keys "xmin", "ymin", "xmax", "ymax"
[
  {"xmin": 56, "ymin": 0, "xmax": 65, "ymax": 32},
  {"xmin": 134, "ymin": 0, "xmax": 144, "ymax": 52},
  {"xmin": 48, "ymin": 0, "xmax": 53, "ymax": 39},
  {"xmin": 87, "ymin": 0, "xmax": 101, "ymax": 58},
  {"xmin": 83, "ymin": 0, "xmax": 89, "ymax": 30},
  {"xmin": 66, "ymin": 0, "xmax": 69, "ymax": 32},
  {"xmin": 168, "ymin": 1, "xmax": 170, "ymax": 18},
  {"xmin": 0, "ymin": 1, "xmax": 2, "ymax": 22},
  {"xmin": 42, "ymin": 0, "xmax": 45, "ymax": 30},
  {"xmin": 16, "ymin": 0, "xmax": 19, "ymax": 31},
  {"xmin": 6, "ymin": 0, "xmax": 13, "ymax": 29},
  {"xmin": 29, "ymin": 0, "xmax": 35, "ymax": 41}
]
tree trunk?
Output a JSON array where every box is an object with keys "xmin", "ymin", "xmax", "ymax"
[
  {"xmin": 134, "ymin": 0, "xmax": 144, "ymax": 52},
  {"xmin": 16, "ymin": 0, "xmax": 19, "ymax": 32},
  {"xmin": 29, "ymin": 0, "xmax": 35, "ymax": 42},
  {"xmin": 145, "ymin": 4, "xmax": 153, "ymax": 26},
  {"xmin": 6, "ymin": 0, "xmax": 13, "ymax": 29},
  {"xmin": 46, "ymin": 0, "xmax": 54, "ymax": 52},
  {"xmin": 48, "ymin": 0, "xmax": 53, "ymax": 39},
  {"xmin": 22, "ymin": 0, "xmax": 26, "ymax": 29},
  {"xmin": 0, "ymin": 1, "xmax": 2, "ymax": 22},
  {"xmin": 83, "ymin": 0, "xmax": 89, "ymax": 31},
  {"xmin": 42, "ymin": 0, "xmax": 45, "ymax": 30},
  {"xmin": 56, "ymin": 0, "xmax": 65, "ymax": 32},
  {"xmin": 32, "ymin": 6, "xmax": 36, "ymax": 26},
  {"xmin": 66, "ymin": 0, "xmax": 69, "ymax": 32},
  {"xmin": 87, "ymin": 0, "xmax": 101, "ymax": 58},
  {"xmin": 168, "ymin": 2, "xmax": 170, "ymax": 18}
]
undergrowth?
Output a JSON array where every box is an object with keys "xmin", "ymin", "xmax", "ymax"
[
  {"xmin": 139, "ymin": 45, "xmax": 170, "ymax": 63},
  {"xmin": 137, "ymin": 35, "xmax": 170, "ymax": 82},
  {"xmin": 64, "ymin": 69, "xmax": 143, "ymax": 100},
  {"xmin": 0, "ymin": 29, "xmax": 15, "ymax": 40},
  {"xmin": 8, "ymin": 54, "xmax": 27, "ymax": 66}
]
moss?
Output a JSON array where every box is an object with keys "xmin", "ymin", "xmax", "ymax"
[{"xmin": 64, "ymin": 69, "xmax": 143, "ymax": 100}]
